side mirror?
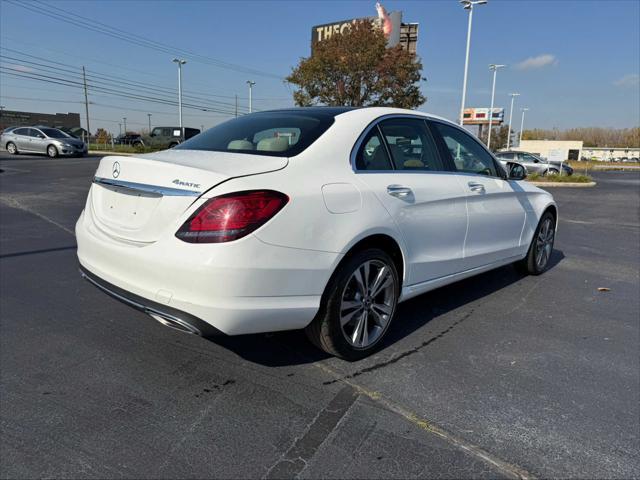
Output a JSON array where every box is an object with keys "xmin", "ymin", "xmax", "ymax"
[{"xmin": 506, "ymin": 161, "xmax": 527, "ymax": 180}]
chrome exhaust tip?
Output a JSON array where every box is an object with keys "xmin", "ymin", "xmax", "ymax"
[{"xmin": 148, "ymin": 311, "xmax": 202, "ymax": 336}]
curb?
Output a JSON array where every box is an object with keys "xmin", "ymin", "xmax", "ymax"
[
  {"xmin": 88, "ymin": 150, "xmax": 135, "ymax": 156},
  {"xmin": 529, "ymin": 181, "xmax": 596, "ymax": 188}
]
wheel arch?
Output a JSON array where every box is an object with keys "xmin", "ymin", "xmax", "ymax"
[
  {"xmin": 330, "ymin": 232, "xmax": 406, "ymax": 294},
  {"xmin": 543, "ymin": 203, "xmax": 558, "ymax": 230}
]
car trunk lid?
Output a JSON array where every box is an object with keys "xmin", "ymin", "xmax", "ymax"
[{"xmin": 89, "ymin": 150, "xmax": 287, "ymax": 243}]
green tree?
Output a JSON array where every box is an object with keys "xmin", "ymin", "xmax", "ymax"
[
  {"xmin": 478, "ymin": 124, "xmax": 511, "ymax": 152},
  {"xmin": 287, "ymin": 20, "xmax": 425, "ymax": 108}
]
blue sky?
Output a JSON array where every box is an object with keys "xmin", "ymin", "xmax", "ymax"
[{"xmin": 1, "ymin": 0, "xmax": 639, "ymax": 134}]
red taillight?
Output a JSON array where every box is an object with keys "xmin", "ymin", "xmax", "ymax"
[{"xmin": 176, "ymin": 190, "xmax": 289, "ymax": 243}]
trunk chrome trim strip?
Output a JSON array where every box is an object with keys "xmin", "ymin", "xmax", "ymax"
[{"xmin": 93, "ymin": 176, "xmax": 202, "ymax": 197}]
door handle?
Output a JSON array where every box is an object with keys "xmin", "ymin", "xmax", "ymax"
[
  {"xmin": 468, "ymin": 181, "xmax": 485, "ymax": 193},
  {"xmin": 387, "ymin": 185, "xmax": 412, "ymax": 198}
]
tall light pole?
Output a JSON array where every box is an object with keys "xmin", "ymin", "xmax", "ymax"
[
  {"xmin": 486, "ymin": 63, "xmax": 505, "ymax": 151},
  {"xmin": 123, "ymin": 117, "xmax": 127, "ymax": 134},
  {"xmin": 519, "ymin": 108, "xmax": 529, "ymax": 146},
  {"xmin": 172, "ymin": 58, "xmax": 187, "ymax": 138},
  {"xmin": 246, "ymin": 80, "xmax": 256, "ymax": 113},
  {"xmin": 147, "ymin": 113, "xmax": 152, "ymax": 132},
  {"xmin": 506, "ymin": 93, "xmax": 520, "ymax": 151},
  {"xmin": 458, "ymin": 0, "xmax": 488, "ymax": 126}
]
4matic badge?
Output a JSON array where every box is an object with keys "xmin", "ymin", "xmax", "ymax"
[{"xmin": 172, "ymin": 179, "xmax": 201, "ymax": 189}]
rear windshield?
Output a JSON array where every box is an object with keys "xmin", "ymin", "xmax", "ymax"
[{"xmin": 176, "ymin": 112, "xmax": 335, "ymax": 157}]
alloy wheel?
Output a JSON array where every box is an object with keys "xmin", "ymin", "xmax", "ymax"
[
  {"xmin": 7, "ymin": 143, "xmax": 16, "ymax": 154},
  {"xmin": 535, "ymin": 217, "xmax": 555, "ymax": 269},
  {"xmin": 340, "ymin": 259, "xmax": 396, "ymax": 349}
]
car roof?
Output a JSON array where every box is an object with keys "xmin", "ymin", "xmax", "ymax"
[{"xmin": 255, "ymin": 106, "xmax": 456, "ymax": 125}]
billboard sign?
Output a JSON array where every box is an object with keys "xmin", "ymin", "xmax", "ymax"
[
  {"xmin": 311, "ymin": 2, "xmax": 402, "ymax": 50},
  {"xmin": 462, "ymin": 107, "xmax": 504, "ymax": 126}
]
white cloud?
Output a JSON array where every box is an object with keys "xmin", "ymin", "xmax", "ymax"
[
  {"xmin": 613, "ymin": 73, "xmax": 640, "ymax": 88},
  {"xmin": 5, "ymin": 63, "xmax": 33, "ymax": 73},
  {"xmin": 515, "ymin": 54, "xmax": 558, "ymax": 70}
]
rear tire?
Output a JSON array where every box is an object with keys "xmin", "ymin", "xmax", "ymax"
[
  {"xmin": 6, "ymin": 142, "xmax": 18, "ymax": 155},
  {"xmin": 305, "ymin": 248, "xmax": 399, "ymax": 360},
  {"xmin": 47, "ymin": 145, "xmax": 58, "ymax": 158},
  {"xmin": 168, "ymin": 142, "xmax": 178, "ymax": 149},
  {"xmin": 515, "ymin": 211, "xmax": 556, "ymax": 275}
]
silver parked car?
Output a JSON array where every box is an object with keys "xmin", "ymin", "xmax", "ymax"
[
  {"xmin": 1, "ymin": 126, "xmax": 87, "ymax": 158},
  {"xmin": 496, "ymin": 151, "xmax": 573, "ymax": 176}
]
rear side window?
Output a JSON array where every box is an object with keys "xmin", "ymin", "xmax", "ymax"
[
  {"xmin": 378, "ymin": 118, "xmax": 443, "ymax": 171},
  {"xmin": 176, "ymin": 113, "xmax": 334, "ymax": 157},
  {"xmin": 13, "ymin": 128, "xmax": 29, "ymax": 136}
]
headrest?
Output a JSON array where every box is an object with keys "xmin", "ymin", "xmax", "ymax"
[
  {"xmin": 227, "ymin": 140, "xmax": 254, "ymax": 150},
  {"xmin": 403, "ymin": 159, "xmax": 425, "ymax": 169},
  {"xmin": 256, "ymin": 137, "xmax": 289, "ymax": 152}
]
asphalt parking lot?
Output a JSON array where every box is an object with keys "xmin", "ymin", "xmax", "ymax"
[{"xmin": 1, "ymin": 151, "xmax": 638, "ymax": 479}]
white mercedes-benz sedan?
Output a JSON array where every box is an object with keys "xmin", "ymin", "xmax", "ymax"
[{"xmin": 76, "ymin": 107, "xmax": 557, "ymax": 359}]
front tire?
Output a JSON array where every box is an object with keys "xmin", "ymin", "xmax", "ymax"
[
  {"xmin": 515, "ymin": 211, "xmax": 556, "ymax": 275},
  {"xmin": 6, "ymin": 142, "xmax": 18, "ymax": 155},
  {"xmin": 305, "ymin": 248, "xmax": 399, "ymax": 360},
  {"xmin": 547, "ymin": 168, "xmax": 559, "ymax": 175},
  {"xmin": 47, "ymin": 145, "xmax": 58, "ymax": 158}
]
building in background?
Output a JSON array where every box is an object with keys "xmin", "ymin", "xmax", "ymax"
[
  {"xmin": 581, "ymin": 146, "xmax": 640, "ymax": 161},
  {"xmin": 513, "ymin": 140, "xmax": 583, "ymax": 161},
  {"xmin": 0, "ymin": 110, "xmax": 81, "ymax": 131},
  {"xmin": 311, "ymin": 2, "xmax": 418, "ymax": 53}
]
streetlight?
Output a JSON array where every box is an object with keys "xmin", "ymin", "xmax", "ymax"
[
  {"xmin": 246, "ymin": 80, "xmax": 256, "ymax": 113},
  {"xmin": 519, "ymin": 108, "xmax": 529, "ymax": 146},
  {"xmin": 118, "ymin": 123, "xmax": 122, "ymax": 136},
  {"xmin": 506, "ymin": 93, "xmax": 520, "ymax": 151},
  {"xmin": 486, "ymin": 63, "xmax": 505, "ymax": 151},
  {"xmin": 147, "ymin": 113, "xmax": 152, "ymax": 132},
  {"xmin": 458, "ymin": 0, "xmax": 488, "ymax": 126},
  {"xmin": 172, "ymin": 58, "xmax": 187, "ymax": 139},
  {"xmin": 123, "ymin": 117, "xmax": 127, "ymax": 134}
]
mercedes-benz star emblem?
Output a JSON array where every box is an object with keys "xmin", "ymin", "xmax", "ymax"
[{"xmin": 112, "ymin": 161, "xmax": 121, "ymax": 178}]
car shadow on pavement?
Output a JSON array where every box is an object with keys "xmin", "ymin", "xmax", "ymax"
[{"xmin": 207, "ymin": 249, "xmax": 565, "ymax": 367}]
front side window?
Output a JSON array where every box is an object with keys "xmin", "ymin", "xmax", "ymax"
[
  {"xmin": 379, "ymin": 118, "xmax": 443, "ymax": 171},
  {"xmin": 176, "ymin": 112, "xmax": 334, "ymax": 157},
  {"xmin": 522, "ymin": 153, "xmax": 541, "ymax": 163},
  {"xmin": 433, "ymin": 122, "xmax": 498, "ymax": 177},
  {"xmin": 355, "ymin": 128, "xmax": 393, "ymax": 171}
]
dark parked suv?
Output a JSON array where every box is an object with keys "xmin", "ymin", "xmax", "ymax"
[{"xmin": 143, "ymin": 127, "xmax": 200, "ymax": 149}]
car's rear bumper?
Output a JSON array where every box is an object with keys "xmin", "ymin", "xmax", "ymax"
[
  {"xmin": 79, "ymin": 264, "xmax": 223, "ymax": 336},
  {"xmin": 76, "ymin": 209, "xmax": 341, "ymax": 336}
]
